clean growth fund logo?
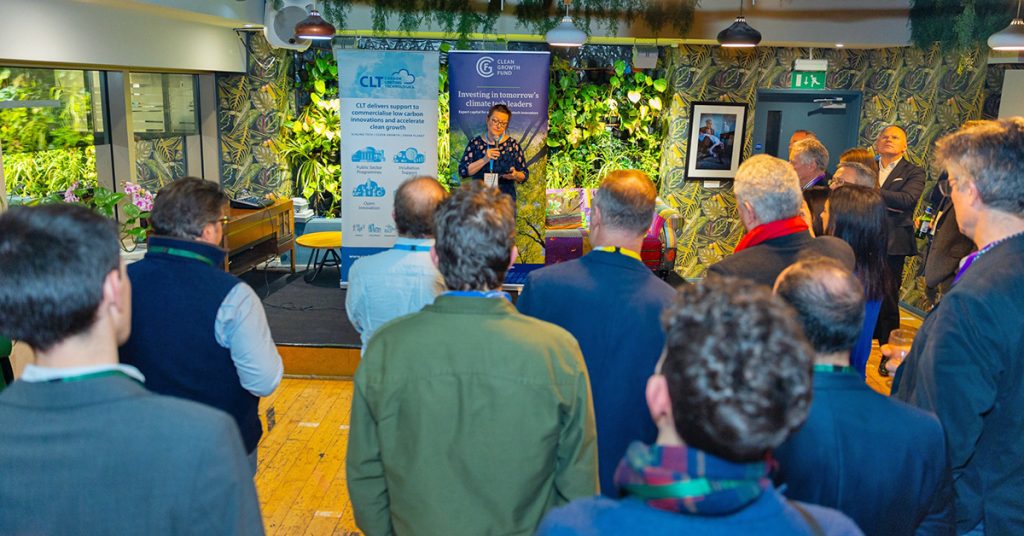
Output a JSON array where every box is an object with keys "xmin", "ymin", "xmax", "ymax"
[
  {"xmin": 475, "ymin": 55, "xmax": 520, "ymax": 78},
  {"xmin": 476, "ymin": 56, "xmax": 494, "ymax": 78}
]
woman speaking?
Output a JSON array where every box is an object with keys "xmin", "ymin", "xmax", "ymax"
[{"xmin": 458, "ymin": 104, "xmax": 529, "ymax": 203}]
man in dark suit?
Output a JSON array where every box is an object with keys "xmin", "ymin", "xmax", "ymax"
[
  {"xmin": 0, "ymin": 204, "xmax": 263, "ymax": 534},
  {"xmin": 774, "ymin": 257, "xmax": 953, "ymax": 536},
  {"xmin": 708, "ymin": 154, "xmax": 854, "ymax": 287},
  {"xmin": 893, "ymin": 119, "xmax": 1024, "ymax": 535},
  {"xmin": 921, "ymin": 173, "xmax": 975, "ymax": 302},
  {"xmin": 874, "ymin": 125, "xmax": 926, "ymax": 342},
  {"xmin": 517, "ymin": 169, "xmax": 676, "ymax": 495}
]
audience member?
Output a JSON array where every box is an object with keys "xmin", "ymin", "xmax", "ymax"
[
  {"xmin": 791, "ymin": 138, "xmax": 830, "ymax": 190},
  {"xmin": 517, "ymin": 170, "xmax": 675, "ymax": 495},
  {"xmin": 873, "ymin": 125, "xmax": 926, "ymax": 343},
  {"xmin": 830, "ymin": 162, "xmax": 878, "ymax": 189},
  {"xmin": 119, "ymin": 178, "xmax": 283, "ymax": 471},
  {"xmin": 347, "ymin": 182, "xmax": 598, "ymax": 536},
  {"xmin": 821, "ymin": 185, "xmax": 890, "ymax": 374},
  {"xmin": 892, "ymin": 118, "xmax": 1024, "ymax": 535},
  {"xmin": 0, "ymin": 204, "xmax": 263, "ymax": 535},
  {"xmin": 0, "ymin": 335, "xmax": 10, "ymax": 392},
  {"xmin": 537, "ymin": 276, "xmax": 861, "ymax": 535},
  {"xmin": 919, "ymin": 171, "xmax": 975, "ymax": 302},
  {"xmin": 789, "ymin": 129, "xmax": 817, "ymax": 154},
  {"xmin": 346, "ymin": 176, "xmax": 447, "ymax": 349},
  {"xmin": 773, "ymin": 258, "xmax": 953, "ymax": 536},
  {"xmin": 839, "ymin": 147, "xmax": 880, "ymax": 176},
  {"xmin": 708, "ymin": 155, "xmax": 854, "ymax": 287}
]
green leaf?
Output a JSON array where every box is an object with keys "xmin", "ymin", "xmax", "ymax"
[
  {"xmin": 614, "ymin": 60, "xmax": 626, "ymax": 77},
  {"xmin": 653, "ymin": 78, "xmax": 668, "ymax": 92},
  {"xmin": 316, "ymin": 58, "xmax": 328, "ymax": 72},
  {"xmin": 609, "ymin": 76, "xmax": 621, "ymax": 88},
  {"xmin": 314, "ymin": 80, "xmax": 326, "ymax": 95}
]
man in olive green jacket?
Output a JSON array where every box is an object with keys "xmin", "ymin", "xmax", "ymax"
[{"xmin": 346, "ymin": 182, "xmax": 599, "ymax": 536}]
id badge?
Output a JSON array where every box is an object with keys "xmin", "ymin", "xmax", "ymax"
[{"xmin": 483, "ymin": 173, "xmax": 499, "ymax": 188}]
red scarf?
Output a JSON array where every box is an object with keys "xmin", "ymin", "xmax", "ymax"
[{"xmin": 733, "ymin": 216, "xmax": 809, "ymax": 253}]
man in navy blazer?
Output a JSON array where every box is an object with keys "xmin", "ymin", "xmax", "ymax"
[
  {"xmin": 874, "ymin": 125, "xmax": 926, "ymax": 342},
  {"xmin": 0, "ymin": 204, "xmax": 263, "ymax": 535},
  {"xmin": 517, "ymin": 170, "xmax": 676, "ymax": 495},
  {"xmin": 773, "ymin": 258, "xmax": 953, "ymax": 536}
]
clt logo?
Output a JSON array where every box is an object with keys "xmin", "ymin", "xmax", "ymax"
[{"xmin": 476, "ymin": 56, "xmax": 494, "ymax": 78}]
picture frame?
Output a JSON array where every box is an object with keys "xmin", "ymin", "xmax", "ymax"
[{"xmin": 684, "ymin": 102, "xmax": 748, "ymax": 180}]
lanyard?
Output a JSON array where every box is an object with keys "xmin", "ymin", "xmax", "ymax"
[
  {"xmin": 953, "ymin": 231, "xmax": 1024, "ymax": 285},
  {"xmin": 393, "ymin": 243, "xmax": 431, "ymax": 252},
  {"xmin": 593, "ymin": 246, "xmax": 643, "ymax": 262},
  {"xmin": 49, "ymin": 370, "xmax": 136, "ymax": 384},
  {"xmin": 149, "ymin": 245, "xmax": 216, "ymax": 267},
  {"xmin": 444, "ymin": 290, "xmax": 512, "ymax": 302},
  {"xmin": 813, "ymin": 364, "xmax": 857, "ymax": 374}
]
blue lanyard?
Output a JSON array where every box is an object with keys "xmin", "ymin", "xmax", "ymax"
[
  {"xmin": 813, "ymin": 364, "xmax": 857, "ymax": 374},
  {"xmin": 444, "ymin": 290, "xmax": 512, "ymax": 302},
  {"xmin": 393, "ymin": 243, "xmax": 431, "ymax": 252}
]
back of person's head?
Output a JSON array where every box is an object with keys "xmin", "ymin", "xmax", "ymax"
[
  {"xmin": 839, "ymin": 147, "xmax": 880, "ymax": 175},
  {"xmin": 593, "ymin": 169, "xmax": 657, "ymax": 236},
  {"xmin": 661, "ymin": 275, "xmax": 814, "ymax": 462},
  {"xmin": 934, "ymin": 117, "xmax": 1024, "ymax": 216},
  {"xmin": 0, "ymin": 204, "xmax": 120, "ymax": 352},
  {"xmin": 394, "ymin": 176, "xmax": 448, "ymax": 238},
  {"xmin": 833, "ymin": 162, "xmax": 877, "ymax": 188},
  {"xmin": 434, "ymin": 182, "xmax": 515, "ymax": 290},
  {"xmin": 791, "ymin": 138, "xmax": 829, "ymax": 172},
  {"xmin": 825, "ymin": 185, "xmax": 891, "ymax": 301},
  {"xmin": 803, "ymin": 187, "xmax": 830, "ymax": 236},
  {"xmin": 775, "ymin": 258, "xmax": 865, "ymax": 357},
  {"xmin": 733, "ymin": 154, "xmax": 803, "ymax": 223},
  {"xmin": 149, "ymin": 177, "xmax": 229, "ymax": 239}
]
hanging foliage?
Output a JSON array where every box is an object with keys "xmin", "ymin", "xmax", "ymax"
[
  {"xmin": 910, "ymin": 0, "xmax": 1014, "ymax": 51},
  {"xmin": 274, "ymin": 0, "xmax": 698, "ymax": 42}
]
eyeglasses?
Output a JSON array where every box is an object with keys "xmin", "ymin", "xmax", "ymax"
[
  {"xmin": 488, "ymin": 118, "xmax": 509, "ymax": 127},
  {"xmin": 213, "ymin": 216, "xmax": 230, "ymax": 225},
  {"xmin": 939, "ymin": 177, "xmax": 958, "ymax": 197}
]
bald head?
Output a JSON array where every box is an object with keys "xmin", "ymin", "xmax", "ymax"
[
  {"xmin": 593, "ymin": 170, "xmax": 657, "ymax": 235},
  {"xmin": 774, "ymin": 257, "xmax": 865, "ymax": 358},
  {"xmin": 394, "ymin": 176, "xmax": 448, "ymax": 238}
]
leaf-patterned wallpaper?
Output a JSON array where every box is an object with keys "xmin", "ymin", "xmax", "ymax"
[
  {"xmin": 135, "ymin": 136, "xmax": 185, "ymax": 193},
  {"xmin": 216, "ymin": 33, "xmax": 294, "ymax": 198},
  {"xmin": 659, "ymin": 44, "xmax": 993, "ymax": 312}
]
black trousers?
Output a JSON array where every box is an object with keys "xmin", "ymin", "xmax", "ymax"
[{"xmin": 874, "ymin": 254, "xmax": 908, "ymax": 344}]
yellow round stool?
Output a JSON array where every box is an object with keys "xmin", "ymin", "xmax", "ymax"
[{"xmin": 295, "ymin": 231, "xmax": 342, "ymax": 282}]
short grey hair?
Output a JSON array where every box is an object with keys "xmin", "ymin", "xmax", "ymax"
[
  {"xmin": 733, "ymin": 155, "xmax": 803, "ymax": 223},
  {"xmin": 593, "ymin": 170, "xmax": 657, "ymax": 235},
  {"xmin": 935, "ymin": 118, "xmax": 1024, "ymax": 216},
  {"xmin": 791, "ymin": 138, "xmax": 829, "ymax": 171},
  {"xmin": 834, "ymin": 162, "xmax": 877, "ymax": 188}
]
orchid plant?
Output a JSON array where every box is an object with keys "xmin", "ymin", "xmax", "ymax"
[{"xmin": 53, "ymin": 181, "xmax": 153, "ymax": 250}]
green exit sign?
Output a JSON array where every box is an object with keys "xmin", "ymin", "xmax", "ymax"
[{"xmin": 791, "ymin": 71, "xmax": 826, "ymax": 89}]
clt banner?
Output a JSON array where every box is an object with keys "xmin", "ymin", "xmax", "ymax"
[
  {"xmin": 336, "ymin": 50, "xmax": 439, "ymax": 281},
  {"xmin": 448, "ymin": 51, "xmax": 550, "ymax": 264}
]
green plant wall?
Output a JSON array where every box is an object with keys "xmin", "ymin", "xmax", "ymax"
[
  {"xmin": 216, "ymin": 33, "xmax": 294, "ymax": 198},
  {"xmin": 659, "ymin": 44, "xmax": 991, "ymax": 313}
]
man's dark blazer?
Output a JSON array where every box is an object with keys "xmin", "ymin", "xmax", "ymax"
[
  {"xmin": 922, "ymin": 176, "xmax": 976, "ymax": 292},
  {"xmin": 517, "ymin": 250, "xmax": 676, "ymax": 496},
  {"xmin": 881, "ymin": 158, "xmax": 927, "ymax": 256},
  {"xmin": 707, "ymin": 230, "xmax": 855, "ymax": 288},
  {"xmin": 773, "ymin": 371, "xmax": 954, "ymax": 536},
  {"xmin": 0, "ymin": 374, "xmax": 264, "ymax": 535}
]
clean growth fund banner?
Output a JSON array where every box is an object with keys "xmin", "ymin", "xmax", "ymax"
[
  {"xmin": 448, "ymin": 51, "xmax": 550, "ymax": 264},
  {"xmin": 337, "ymin": 49, "xmax": 439, "ymax": 280}
]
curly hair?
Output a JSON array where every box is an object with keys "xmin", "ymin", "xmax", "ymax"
[
  {"xmin": 433, "ymin": 181, "xmax": 515, "ymax": 290},
  {"xmin": 661, "ymin": 275, "xmax": 815, "ymax": 462}
]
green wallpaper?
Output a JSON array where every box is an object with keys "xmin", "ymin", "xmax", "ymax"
[
  {"xmin": 135, "ymin": 137, "xmax": 185, "ymax": 193},
  {"xmin": 659, "ymin": 45, "xmax": 991, "ymax": 311},
  {"xmin": 216, "ymin": 33, "xmax": 294, "ymax": 198}
]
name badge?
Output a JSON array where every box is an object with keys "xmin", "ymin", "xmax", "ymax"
[{"xmin": 483, "ymin": 173, "xmax": 499, "ymax": 188}]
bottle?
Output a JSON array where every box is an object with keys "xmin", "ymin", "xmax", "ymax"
[{"xmin": 917, "ymin": 206, "xmax": 934, "ymax": 239}]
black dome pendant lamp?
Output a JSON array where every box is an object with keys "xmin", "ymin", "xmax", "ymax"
[{"xmin": 717, "ymin": 0, "xmax": 762, "ymax": 48}]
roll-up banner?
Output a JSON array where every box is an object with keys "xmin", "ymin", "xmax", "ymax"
[
  {"xmin": 448, "ymin": 51, "xmax": 551, "ymax": 263},
  {"xmin": 336, "ymin": 50, "xmax": 439, "ymax": 281}
]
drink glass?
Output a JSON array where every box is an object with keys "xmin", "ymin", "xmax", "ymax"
[{"xmin": 880, "ymin": 328, "xmax": 915, "ymax": 376}]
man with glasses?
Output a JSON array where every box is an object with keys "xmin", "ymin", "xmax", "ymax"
[
  {"xmin": 120, "ymin": 177, "xmax": 283, "ymax": 473},
  {"xmin": 457, "ymin": 104, "xmax": 529, "ymax": 204}
]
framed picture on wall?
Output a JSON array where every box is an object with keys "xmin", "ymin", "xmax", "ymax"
[{"xmin": 685, "ymin": 102, "xmax": 748, "ymax": 180}]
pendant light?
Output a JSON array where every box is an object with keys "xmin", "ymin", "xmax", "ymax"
[
  {"xmin": 717, "ymin": 0, "xmax": 762, "ymax": 48},
  {"xmin": 545, "ymin": 0, "xmax": 587, "ymax": 48},
  {"xmin": 295, "ymin": 3, "xmax": 336, "ymax": 41},
  {"xmin": 989, "ymin": 0, "xmax": 1024, "ymax": 51}
]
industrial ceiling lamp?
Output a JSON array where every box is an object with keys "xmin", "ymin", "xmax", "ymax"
[
  {"xmin": 545, "ymin": 0, "xmax": 587, "ymax": 48},
  {"xmin": 295, "ymin": 2, "xmax": 336, "ymax": 41},
  {"xmin": 717, "ymin": 0, "xmax": 762, "ymax": 48},
  {"xmin": 989, "ymin": 0, "xmax": 1024, "ymax": 51}
]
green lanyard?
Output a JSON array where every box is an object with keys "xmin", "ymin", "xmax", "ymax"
[
  {"xmin": 49, "ymin": 370, "xmax": 136, "ymax": 384},
  {"xmin": 622, "ymin": 477, "xmax": 748, "ymax": 500},
  {"xmin": 149, "ymin": 246, "xmax": 216, "ymax": 267},
  {"xmin": 813, "ymin": 364, "xmax": 857, "ymax": 374}
]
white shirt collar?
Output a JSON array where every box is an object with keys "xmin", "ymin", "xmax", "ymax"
[
  {"xmin": 878, "ymin": 156, "xmax": 903, "ymax": 187},
  {"xmin": 20, "ymin": 363, "xmax": 146, "ymax": 383}
]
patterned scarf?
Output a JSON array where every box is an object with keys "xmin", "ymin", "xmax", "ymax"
[
  {"xmin": 733, "ymin": 216, "xmax": 809, "ymax": 253},
  {"xmin": 613, "ymin": 442, "xmax": 771, "ymax": 516}
]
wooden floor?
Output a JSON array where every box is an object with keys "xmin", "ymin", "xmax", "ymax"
[{"xmin": 256, "ymin": 378, "xmax": 362, "ymax": 536}]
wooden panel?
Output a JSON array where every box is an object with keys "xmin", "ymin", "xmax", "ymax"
[
  {"xmin": 223, "ymin": 198, "xmax": 294, "ymax": 275},
  {"xmin": 278, "ymin": 346, "xmax": 360, "ymax": 378}
]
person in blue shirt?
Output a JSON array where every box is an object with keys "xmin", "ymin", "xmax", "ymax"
[{"xmin": 457, "ymin": 104, "xmax": 528, "ymax": 204}]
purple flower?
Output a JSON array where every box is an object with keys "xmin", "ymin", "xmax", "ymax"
[{"xmin": 63, "ymin": 182, "xmax": 81, "ymax": 203}]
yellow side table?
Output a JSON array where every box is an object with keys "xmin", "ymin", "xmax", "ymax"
[{"xmin": 295, "ymin": 231, "xmax": 342, "ymax": 282}]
